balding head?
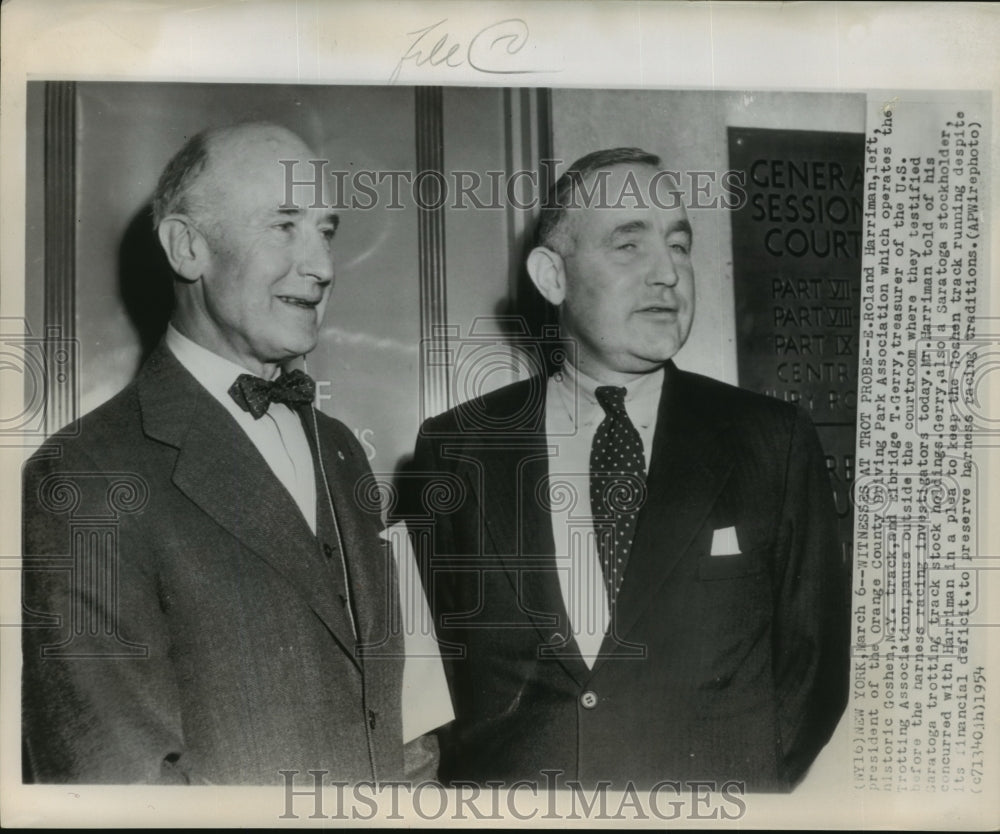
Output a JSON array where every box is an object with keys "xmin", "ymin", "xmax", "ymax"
[
  {"xmin": 154, "ymin": 122, "xmax": 338, "ymax": 378},
  {"xmin": 152, "ymin": 122, "xmax": 315, "ymax": 236}
]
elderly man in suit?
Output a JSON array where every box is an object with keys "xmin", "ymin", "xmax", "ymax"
[
  {"xmin": 406, "ymin": 147, "xmax": 851, "ymax": 792},
  {"xmin": 22, "ymin": 122, "xmax": 407, "ymax": 784}
]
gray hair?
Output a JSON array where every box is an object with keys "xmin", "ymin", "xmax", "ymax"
[
  {"xmin": 150, "ymin": 130, "xmax": 214, "ymax": 230},
  {"xmin": 536, "ymin": 147, "xmax": 662, "ymax": 255}
]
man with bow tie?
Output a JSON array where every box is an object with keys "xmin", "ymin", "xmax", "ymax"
[
  {"xmin": 22, "ymin": 122, "xmax": 409, "ymax": 784},
  {"xmin": 407, "ymin": 148, "xmax": 852, "ymax": 792}
]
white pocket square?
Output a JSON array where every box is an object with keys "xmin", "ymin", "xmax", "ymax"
[{"xmin": 710, "ymin": 526, "xmax": 741, "ymax": 556}]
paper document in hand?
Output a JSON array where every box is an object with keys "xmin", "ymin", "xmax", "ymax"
[{"xmin": 382, "ymin": 521, "xmax": 454, "ymax": 743}]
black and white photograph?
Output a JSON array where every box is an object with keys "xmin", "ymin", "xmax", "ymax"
[{"xmin": 1, "ymin": 1, "xmax": 997, "ymax": 828}]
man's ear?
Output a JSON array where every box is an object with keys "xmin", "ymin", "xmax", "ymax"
[
  {"xmin": 526, "ymin": 246, "xmax": 567, "ymax": 306},
  {"xmin": 157, "ymin": 216, "xmax": 207, "ymax": 283}
]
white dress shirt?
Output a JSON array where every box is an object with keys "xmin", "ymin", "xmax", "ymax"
[
  {"xmin": 165, "ymin": 325, "xmax": 318, "ymax": 533},
  {"xmin": 545, "ymin": 362, "xmax": 663, "ymax": 666}
]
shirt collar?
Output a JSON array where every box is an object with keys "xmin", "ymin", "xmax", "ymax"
[
  {"xmin": 552, "ymin": 362, "xmax": 664, "ymax": 429},
  {"xmin": 166, "ymin": 323, "xmax": 267, "ymax": 392},
  {"xmin": 165, "ymin": 323, "xmax": 296, "ymax": 424}
]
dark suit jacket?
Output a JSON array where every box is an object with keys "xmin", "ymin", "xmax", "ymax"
[
  {"xmin": 22, "ymin": 343, "xmax": 404, "ymax": 784},
  {"xmin": 404, "ymin": 361, "xmax": 850, "ymax": 791}
]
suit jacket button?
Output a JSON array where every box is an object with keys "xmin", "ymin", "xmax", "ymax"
[
  {"xmin": 580, "ymin": 690, "xmax": 598, "ymax": 709},
  {"xmin": 323, "ymin": 543, "xmax": 334, "ymax": 558}
]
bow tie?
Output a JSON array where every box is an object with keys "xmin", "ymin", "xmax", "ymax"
[{"xmin": 228, "ymin": 369, "xmax": 316, "ymax": 419}]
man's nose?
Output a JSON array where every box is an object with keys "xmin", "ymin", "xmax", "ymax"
[
  {"xmin": 647, "ymin": 240, "xmax": 680, "ymax": 287},
  {"xmin": 297, "ymin": 229, "xmax": 335, "ymax": 283}
]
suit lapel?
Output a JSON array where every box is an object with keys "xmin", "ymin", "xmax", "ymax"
[
  {"xmin": 137, "ymin": 344, "xmax": 360, "ymax": 658},
  {"xmin": 302, "ymin": 409, "xmax": 385, "ymax": 653},
  {"xmin": 598, "ymin": 362, "xmax": 735, "ymax": 660},
  {"xmin": 472, "ymin": 382, "xmax": 590, "ymax": 686}
]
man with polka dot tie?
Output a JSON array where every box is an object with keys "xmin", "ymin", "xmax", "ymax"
[{"xmin": 408, "ymin": 148, "xmax": 851, "ymax": 792}]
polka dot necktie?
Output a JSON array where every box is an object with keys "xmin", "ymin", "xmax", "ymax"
[{"xmin": 590, "ymin": 385, "xmax": 647, "ymax": 609}]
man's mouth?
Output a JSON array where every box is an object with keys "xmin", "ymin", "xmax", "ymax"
[
  {"xmin": 637, "ymin": 305, "xmax": 677, "ymax": 314},
  {"xmin": 277, "ymin": 296, "xmax": 320, "ymax": 309}
]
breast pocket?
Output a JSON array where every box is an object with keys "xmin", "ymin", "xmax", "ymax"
[{"xmin": 697, "ymin": 546, "xmax": 767, "ymax": 581}]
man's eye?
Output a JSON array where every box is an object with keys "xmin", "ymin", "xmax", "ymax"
[
  {"xmin": 616, "ymin": 241, "xmax": 637, "ymax": 252},
  {"xmin": 320, "ymin": 227, "xmax": 337, "ymax": 242},
  {"xmin": 273, "ymin": 221, "xmax": 295, "ymax": 233},
  {"xmin": 668, "ymin": 238, "xmax": 691, "ymax": 255}
]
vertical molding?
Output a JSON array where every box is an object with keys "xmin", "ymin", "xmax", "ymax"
[
  {"xmin": 502, "ymin": 87, "xmax": 553, "ymax": 303},
  {"xmin": 502, "ymin": 87, "xmax": 559, "ymax": 372},
  {"xmin": 43, "ymin": 81, "xmax": 78, "ymax": 435},
  {"xmin": 415, "ymin": 87, "xmax": 450, "ymax": 419}
]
